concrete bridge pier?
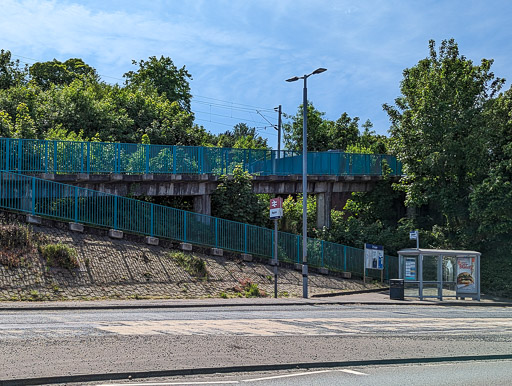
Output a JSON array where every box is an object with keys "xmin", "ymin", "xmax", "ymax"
[
  {"xmin": 316, "ymin": 192, "xmax": 332, "ymax": 230},
  {"xmin": 193, "ymin": 194, "xmax": 211, "ymax": 216}
]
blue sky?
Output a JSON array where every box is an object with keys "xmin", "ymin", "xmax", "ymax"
[{"xmin": 1, "ymin": 0, "xmax": 512, "ymax": 149}]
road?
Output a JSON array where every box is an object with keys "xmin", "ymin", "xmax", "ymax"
[{"xmin": 0, "ymin": 304, "xmax": 511, "ymax": 383}]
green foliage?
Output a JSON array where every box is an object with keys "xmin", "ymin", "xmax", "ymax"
[
  {"xmin": 124, "ymin": 55, "xmax": 192, "ymax": 112},
  {"xmin": 383, "ymin": 39, "xmax": 503, "ymax": 237},
  {"xmin": 0, "ymin": 49, "xmax": 27, "ymax": 89},
  {"xmin": 0, "ymin": 223, "xmax": 38, "ymax": 267},
  {"xmin": 234, "ymin": 278, "xmax": 266, "ymax": 297},
  {"xmin": 215, "ymin": 123, "xmax": 269, "ymax": 149},
  {"xmin": 13, "ymin": 102, "xmax": 36, "ymax": 139},
  {"xmin": 211, "ymin": 165, "xmax": 267, "ymax": 226},
  {"xmin": 0, "ymin": 110, "xmax": 12, "ymax": 137},
  {"xmin": 29, "ymin": 58, "xmax": 98, "ymax": 90},
  {"xmin": 42, "ymin": 243, "xmax": 79, "ymax": 270},
  {"xmin": 281, "ymin": 194, "xmax": 317, "ymax": 235},
  {"xmin": 283, "ymin": 104, "xmax": 388, "ymax": 153},
  {"xmin": 169, "ymin": 251, "xmax": 208, "ymax": 279}
]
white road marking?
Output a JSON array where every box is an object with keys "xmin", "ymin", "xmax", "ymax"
[
  {"xmin": 241, "ymin": 370, "xmax": 333, "ymax": 382},
  {"xmin": 339, "ymin": 369, "xmax": 368, "ymax": 375},
  {"xmin": 97, "ymin": 382, "xmax": 239, "ymax": 385}
]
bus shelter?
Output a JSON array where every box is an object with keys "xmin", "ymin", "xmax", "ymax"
[{"xmin": 397, "ymin": 248, "xmax": 481, "ymax": 301}]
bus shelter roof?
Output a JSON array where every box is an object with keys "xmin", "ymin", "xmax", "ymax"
[{"xmin": 397, "ymin": 248, "xmax": 481, "ymax": 257}]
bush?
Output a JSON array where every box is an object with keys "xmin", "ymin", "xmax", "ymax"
[
  {"xmin": 169, "ymin": 251, "xmax": 208, "ymax": 279},
  {"xmin": 42, "ymin": 243, "xmax": 79, "ymax": 270},
  {"xmin": 234, "ymin": 278, "xmax": 267, "ymax": 298},
  {"xmin": 0, "ymin": 223, "xmax": 43, "ymax": 268}
]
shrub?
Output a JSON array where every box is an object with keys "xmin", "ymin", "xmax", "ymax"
[
  {"xmin": 0, "ymin": 223, "xmax": 42, "ymax": 268},
  {"xmin": 234, "ymin": 278, "xmax": 267, "ymax": 298},
  {"xmin": 169, "ymin": 251, "xmax": 208, "ymax": 279},
  {"xmin": 42, "ymin": 243, "xmax": 79, "ymax": 270}
]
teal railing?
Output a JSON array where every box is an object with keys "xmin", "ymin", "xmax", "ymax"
[
  {"xmin": 0, "ymin": 137, "xmax": 402, "ymax": 176},
  {"xmin": 0, "ymin": 171, "xmax": 398, "ymax": 279}
]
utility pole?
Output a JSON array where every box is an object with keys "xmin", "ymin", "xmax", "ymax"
[{"xmin": 274, "ymin": 105, "xmax": 282, "ymax": 157}]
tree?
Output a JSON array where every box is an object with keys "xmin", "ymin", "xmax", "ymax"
[
  {"xmin": 211, "ymin": 166, "xmax": 267, "ymax": 226},
  {"xmin": 0, "ymin": 49, "xmax": 27, "ymax": 89},
  {"xmin": 13, "ymin": 103, "xmax": 36, "ymax": 139},
  {"xmin": 215, "ymin": 123, "xmax": 269, "ymax": 149},
  {"xmin": 124, "ymin": 56, "xmax": 192, "ymax": 112},
  {"xmin": 283, "ymin": 104, "xmax": 383, "ymax": 153},
  {"xmin": 383, "ymin": 39, "xmax": 504, "ymax": 243},
  {"xmin": 29, "ymin": 58, "xmax": 98, "ymax": 90}
]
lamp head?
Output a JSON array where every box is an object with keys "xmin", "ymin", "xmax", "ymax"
[
  {"xmin": 286, "ymin": 76, "xmax": 300, "ymax": 82},
  {"xmin": 312, "ymin": 67, "xmax": 327, "ymax": 75}
]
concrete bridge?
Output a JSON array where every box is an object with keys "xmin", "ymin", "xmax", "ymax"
[{"xmin": 37, "ymin": 172, "xmax": 396, "ymax": 228}]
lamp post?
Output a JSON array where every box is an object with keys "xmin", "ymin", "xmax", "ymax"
[{"xmin": 286, "ymin": 67, "xmax": 327, "ymax": 298}]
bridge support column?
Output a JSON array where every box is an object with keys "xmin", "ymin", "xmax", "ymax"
[
  {"xmin": 316, "ymin": 191, "xmax": 332, "ymax": 229},
  {"xmin": 193, "ymin": 194, "xmax": 211, "ymax": 216}
]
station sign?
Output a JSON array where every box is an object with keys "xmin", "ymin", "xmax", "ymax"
[
  {"xmin": 269, "ymin": 197, "xmax": 283, "ymax": 219},
  {"xmin": 364, "ymin": 243, "xmax": 384, "ymax": 270}
]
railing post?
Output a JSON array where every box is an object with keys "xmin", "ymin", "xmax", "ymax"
[
  {"xmin": 115, "ymin": 143, "xmax": 119, "ymax": 173},
  {"xmin": 74, "ymin": 187, "xmax": 78, "ymax": 223},
  {"xmin": 45, "ymin": 141, "xmax": 48, "ymax": 173},
  {"xmin": 244, "ymin": 223, "xmax": 248, "ymax": 254},
  {"xmin": 172, "ymin": 146, "xmax": 177, "ymax": 174},
  {"xmin": 5, "ymin": 138, "xmax": 9, "ymax": 171},
  {"xmin": 86, "ymin": 142, "xmax": 90, "ymax": 173},
  {"xmin": 297, "ymin": 235, "xmax": 301, "ymax": 264},
  {"xmin": 344, "ymin": 246, "xmax": 347, "ymax": 271},
  {"xmin": 248, "ymin": 149, "xmax": 252, "ymax": 174},
  {"xmin": 271, "ymin": 150, "xmax": 276, "ymax": 175},
  {"xmin": 321, "ymin": 240, "xmax": 324, "ymax": 267},
  {"xmin": 183, "ymin": 211, "xmax": 187, "ymax": 242},
  {"xmin": 150, "ymin": 204, "xmax": 154, "ymax": 237},
  {"xmin": 113, "ymin": 195, "xmax": 118, "ymax": 230},
  {"xmin": 80, "ymin": 142, "xmax": 84, "ymax": 173},
  {"xmin": 54, "ymin": 141, "xmax": 57, "ymax": 172},
  {"xmin": 31, "ymin": 176, "xmax": 35, "ymax": 215},
  {"xmin": 18, "ymin": 140, "xmax": 22, "ymax": 172},
  {"xmin": 243, "ymin": 149, "xmax": 247, "ymax": 172},
  {"xmin": 215, "ymin": 218, "xmax": 218, "ymax": 248},
  {"xmin": 145, "ymin": 145, "xmax": 150, "ymax": 174},
  {"xmin": 198, "ymin": 147, "xmax": 203, "ymax": 174}
]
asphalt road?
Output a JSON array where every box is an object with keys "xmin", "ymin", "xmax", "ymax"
[
  {"xmin": 91, "ymin": 360, "xmax": 512, "ymax": 385},
  {"xmin": 1, "ymin": 304, "xmax": 511, "ymax": 383}
]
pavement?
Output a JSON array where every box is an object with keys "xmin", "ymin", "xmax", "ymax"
[{"xmin": 1, "ymin": 289, "xmax": 511, "ymax": 310}]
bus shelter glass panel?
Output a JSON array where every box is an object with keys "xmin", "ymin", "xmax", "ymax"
[
  {"xmin": 402, "ymin": 256, "xmax": 419, "ymax": 297},
  {"xmin": 442, "ymin": 255, "xmax": 457, "ymax": 298},
  {"xmin": 422, "ymin": 255, "xmax": 440, "ymax": 298}
]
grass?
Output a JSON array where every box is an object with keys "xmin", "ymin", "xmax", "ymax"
[
  {"xmin": 234, "ymin": 278, "xmax": 267, "ymax": 298},
  {"xmin": 169, "ymin": 251, "xmax": 208, "ymax": 279},
  {"xmin": 41, "ymin": 243, "xmax": 79, "ymax": 270},
  {"xmin": 0, "ymin": 223, "xmax": 44, "ymax": 268}
]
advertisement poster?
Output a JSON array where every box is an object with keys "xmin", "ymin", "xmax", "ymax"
[
  {"xmin": 405, "ymin": 257, "xmax": 416, "ymax": 280},
  {"xmin": 364, "ymin": 244, "xmax": 384, "ymax": 270},
  {"xmin": 456, "ymin": 257, "xmax": 476, "ymax": 293}
]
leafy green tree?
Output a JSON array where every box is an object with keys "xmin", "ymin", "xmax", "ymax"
[
  {"xmin": 124, "ymin": 56, "xmax": 192, "ymax": 112},
  {"xmin": 0, "ymin": 110, "xmax": 13, "ymax": 137},
  {"xmin": 0, "ymin": 49, "xmax": 27, "ymax": 89},
  {"xmin": 281, "ymin": 194, "xmax": 317, "ymax": 235},
  {"xmin": 383, "ymin": 39, "xmax": 504, "ymax": 243},
  {"xmin": 211, "ymin": 166, "xmax": 267, "ymax": 226},
  {"xmin": 13, "ymin": 103, "xmax": 36, "ymax": 138},
  {"xmin": 215, "ymin": 123, "xmax": 269, "ymax": 149},
  {"xmin": 29, "ymin": 58, "xmax": 98, "ymax": 90},
  {"xmin": 283, "ymin": 103, "xmax": 330, "ymax": 151}
]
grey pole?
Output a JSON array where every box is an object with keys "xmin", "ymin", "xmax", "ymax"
[
  {"xmin": 302, "ymin": 76, "xmax": 309, "ymax": 298},
  {"xmin": 286, "ymin": 68, "xmax": 327, "ymax": 299},
  {"xmin": 277, "ymin": 105, "xmax": 282, "ymax": 157},
  {"xmin": 274, "ymin": 218, "xmax": 278, "ymax": 298}
]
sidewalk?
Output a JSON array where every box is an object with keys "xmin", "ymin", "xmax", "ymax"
[{"xmin": 1, "ymin": 289, "xmax": 510, "ymax": 310}]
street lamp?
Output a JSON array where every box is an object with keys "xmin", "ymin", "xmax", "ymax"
[{"xmin": 286, "ymin": 67, "xmax": 327, "ymax": 298}]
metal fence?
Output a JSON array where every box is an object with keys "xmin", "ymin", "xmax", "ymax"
[
  {"xmin": 0, "ymin": 171, "xmax": 398, "ymax": 279},
  {"xmin": 0, "ymin": 137, "xmax": 402, "ymax": 176}
]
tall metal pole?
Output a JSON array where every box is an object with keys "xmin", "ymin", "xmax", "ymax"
[
  {"xmin": 277, "ymin": 105, "xmax": 282, "ymax": 157},
  {"xmin": 274, "ymin": 219, "xmax": 278, "ymax": 298},
  {"xmin": 302, "ymin": 75, "xmax": 308, "ymax": 299}
]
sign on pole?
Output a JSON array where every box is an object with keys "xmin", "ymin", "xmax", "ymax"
[
  {"xmin": 409, "ymin": 231, "xmax": 418, "ymax": 240},
  {"xmin": 269, "ymin": 197, "xmax": 283, "ymax": 219}
]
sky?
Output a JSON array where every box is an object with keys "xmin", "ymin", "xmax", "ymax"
[{"xmin": 1, "ymin": 0, "xmax": 512, "ymax": 149}]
